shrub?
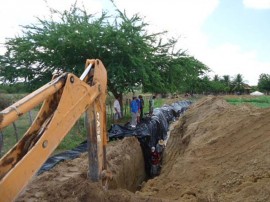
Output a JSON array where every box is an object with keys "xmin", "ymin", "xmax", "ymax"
[{"xmin": 0, "ymin": 94, "xmax": 11, "ymax": 110}]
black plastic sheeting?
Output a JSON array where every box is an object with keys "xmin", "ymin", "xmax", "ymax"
[
  {"xmin": 38, "ymin": 141, "xmax": 88, "ymax": 175},
  {"xmin": 38, "ymin": 100, "xmax": 192, "ymax": 176},
  {"xmin": 108, "ymin": 100, "xmax": 192, "ymax": 176},
  {"xmin": 108, "ymin": 100, "xmax": 192, "ymax": 142}
]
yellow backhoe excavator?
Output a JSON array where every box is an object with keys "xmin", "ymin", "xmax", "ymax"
[{"xmin": 0, "ymin": 59, "xmax": 110, "ymax": 201}]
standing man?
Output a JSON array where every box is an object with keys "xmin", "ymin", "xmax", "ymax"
[
  {"xmin": 136, "ymin": 97, "xmax": 141, "ymax": 123},
  {"xmin": 130, "ymin": 96, "xmax": 139, "ymax": 128},
  {"xmin": 156, "ymin": 139, "xmax": 165, "ymax": 163},
  {"xmin": 149, "ymin": 95, "xmax": 156, "ymax": 116},
  {"xmin": 138, "ymin": 95, "xmax": 144, "ymax": 121},
  {"xmin": 113, "ymin": 96, "xmax": 121, "ymax": 122}
]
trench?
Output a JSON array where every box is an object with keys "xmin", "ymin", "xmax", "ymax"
[
  {"xmin": 37, "ymin": 100, "xmax": 192, "ymax": 193},
  {"xmin": 107, "ymin": 100, "xmax": 192, "ymax": 191}
]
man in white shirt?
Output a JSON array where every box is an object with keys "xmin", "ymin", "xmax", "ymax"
[{"xmin": 113, "ymin": 97, "xmax": 122, "ymax": 122}]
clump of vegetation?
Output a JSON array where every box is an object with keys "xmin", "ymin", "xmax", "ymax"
[
  {"xmin": 226, "ymin": 96, "xmax": 270, "ymax": 108},
  {"xmin": 0, "ymin": 94, "xmax": 11, "ymax": 110},
  {"xmin": 0, "ymin": 3, "xmax": 208, "ymax": 99},
  {"xmin": 0, "ymin": 84, "xmax": 29, "ymax": 94},
  {"xmin": 56, "ymin": 117, "xmax": 87, "ymax": 153}
]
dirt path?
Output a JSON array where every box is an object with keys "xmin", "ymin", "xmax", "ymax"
[{"xmin": 17, "ymin": 96, "xmax": 270, "ymax": 202}]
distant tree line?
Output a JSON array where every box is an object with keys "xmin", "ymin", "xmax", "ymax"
[
  {"xmin": 191, "ymin": 73, "xmax": 269, "ymax": 95},
  {"xmin": 191, "ymin": 73, "xmax": 252, "ymax": 95},
  {"xmin": 258, "ymin": 73, "xmax": 270, "ymax": 95}
]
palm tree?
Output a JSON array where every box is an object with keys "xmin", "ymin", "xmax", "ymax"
[
  {"xmin": 222, "ymin": 75, "xmax": 230, "ymax": 85},
  {"xmin": 232, "ymin": 74, "xmax": 245, "ymax": 94},
  {"xmin": 222, "ymin": 75, "xmax": 231, "ymax": 94},
  {"xmin": 213, "ymin": 74, "xmax": 220, "ymax": 82}
]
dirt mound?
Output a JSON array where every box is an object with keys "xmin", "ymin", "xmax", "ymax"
[
  {"xmin": 139, "ymin": 96, "xmax": 270, "ymax": 201},
  {"xmin": 17, "ymin": 137, "xmax": 149, "ymax": 202},
  {"xmin": 17, "ymin": 96, "xmax": 270, "ymax": 201}
]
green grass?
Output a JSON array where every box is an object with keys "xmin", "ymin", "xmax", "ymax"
[
  {"xmin": 0, "ymin": 112, "xmax": 89, "ymax": 156},
  {"xmin": 154, "ymin": 98, "xmax": 166, "ymax": 108},
  {"xmin": 143, "ymin": 97, "xmax": 165, "ymax": 112},
  {"xmin": 226, "ymin": 96, "xmax": 270, "ymax": 108},
  {"xmin": 1, "ymin": 109, "xmax": 39, "ymax": 155},
  {"xmin": 0, "ymin": 95, "xmax": 166, "ymax": 157},
  {"xmin": 0, "ymin": 93, "xmax": 88, "ymax": 156},
  {"xmin": 56, "ymin": 116, "xmax": 87, "ymax": 153},
  {"xmin": 108, "ymin": 97, "xmax": 165, "ymax": 126}
]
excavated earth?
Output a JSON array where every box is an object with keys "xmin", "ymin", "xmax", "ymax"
[{"xmin": 17, "ymin": 96, "xmax": 270, "ymax": 202}]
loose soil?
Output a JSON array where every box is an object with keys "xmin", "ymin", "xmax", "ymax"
[{"xmin": 17, "ymin": 96, "xmax": 270, "ymax": 202}]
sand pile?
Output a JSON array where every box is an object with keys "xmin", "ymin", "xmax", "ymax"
[
  {"xmin": 17, "ymin": 96, "xmax": 270, "ymax": 202},
  {"xmin": 140, "ymin": 96, "xmax": 270, "ymax": 201}
]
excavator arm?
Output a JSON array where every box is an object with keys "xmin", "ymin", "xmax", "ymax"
[{"xmin": 0, "ymin": 59, "xmax": 108, "ymax": 201}]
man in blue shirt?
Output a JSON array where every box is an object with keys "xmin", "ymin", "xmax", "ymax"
[{"xmin": 130, "ymin": 96, "xmax": 139, "ymax": 128}]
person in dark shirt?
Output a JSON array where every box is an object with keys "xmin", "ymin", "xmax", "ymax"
[
  {"xmin": 136, "ymin": 97, "xmax": 141, "ymax": 123},
  {"xmin": 138, "ymin": 95, "xmax": 144, "ymax": 121},
  {"xmin": 151, "ymin": 147, "xmax": 160, "ymax": 165},
  {"xmin": 150, "ymin": 146, "xmax": 160, "ymax": 177},
  {"xmin": 149, "ymin": 95, "xmax": 156, "ymax": 116}
]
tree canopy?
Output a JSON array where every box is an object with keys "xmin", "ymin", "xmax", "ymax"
[
  {"xmin": 258, "ymin": 73, "xmax": 270, "ymax": 94},
  {"xmin": 0, "ymin": 4, "xmax": 208, "ymax": 98},
  {"xmin": 232, "ymin": 74, "xmax": 245, "ymax": 93}
]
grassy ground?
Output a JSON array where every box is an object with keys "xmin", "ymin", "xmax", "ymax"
[
  {"xmin": 0, "ymin": 94, "xmax": 87, "ymax": 156},
  {"xmin": 114, "ymin": 97, "xmax": 166, "ymax": 126},
  {"xmin": 0, "ymin": 93, "xmax": 167, "ymax": 157},
  {"xmin": 225, "ymin": 96, "xmax": 270, "ymax": 108},
  {"xmin": 1, "ymin": 111, "xmax": 91, "ymax": 156}
]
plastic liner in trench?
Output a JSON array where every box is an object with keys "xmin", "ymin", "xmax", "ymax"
[
  {"xmin": 38, "ymin": 100, "xmax": 192, "ymax": 175},
  {"xmin": 109, "ymin": 100, "xmax": 192, "ymax": 176}
]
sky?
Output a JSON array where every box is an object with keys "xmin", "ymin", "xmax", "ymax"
[{"xmin": 0, "ymin": 0, "xmax": 270, "ymax": 85}]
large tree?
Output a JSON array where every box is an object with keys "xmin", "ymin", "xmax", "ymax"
[
  {"xmin": 0, "ymin": 4, "xmax": 207, "ymax": 101},
  {"xmin": 164, "ymin": 56, "xmax": 208, "ymax": 94}
]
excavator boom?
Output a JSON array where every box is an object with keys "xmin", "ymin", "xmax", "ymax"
[{"xmin": 0, "ymin": 59, "xmax": 108, "ymax": 201}]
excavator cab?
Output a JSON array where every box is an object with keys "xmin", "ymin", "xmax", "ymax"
[{"xmin": 0, "ymin": 59, "xmax": 109, "ymax": 201}]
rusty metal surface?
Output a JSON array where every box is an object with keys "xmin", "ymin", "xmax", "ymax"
[
  {"xmin": 0, "ymin": 74, "xmax": 67, "ymax": 129},
  {"xmin": 0, "ymin": 59, "xmax": 108, "ymax": 201}
]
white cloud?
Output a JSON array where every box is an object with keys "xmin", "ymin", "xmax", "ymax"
[
  {"xmin": 197, "ymin": 43, "xmax": 270, "ymax": 85},
  {"xmin": 114, "ymin": 0, "xmax": 219, "ymax": 36},
  {"xmin": 1, "ymin": 0, "xmax": 269, "ymax": 86},
  {"xmin": 243, "ymin": 0, "xmax": 270, "ymax": 9},
  {"xmin": 0, "ymin": 0, "xmax": 102, "ymax": 39},
  {"xmin": 0, "ymin": 0, "xmax": 102, "ymax": 53},
  {"xmin": 113, "ymin": 0, "xmax": 270, "ymax": 85}
]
